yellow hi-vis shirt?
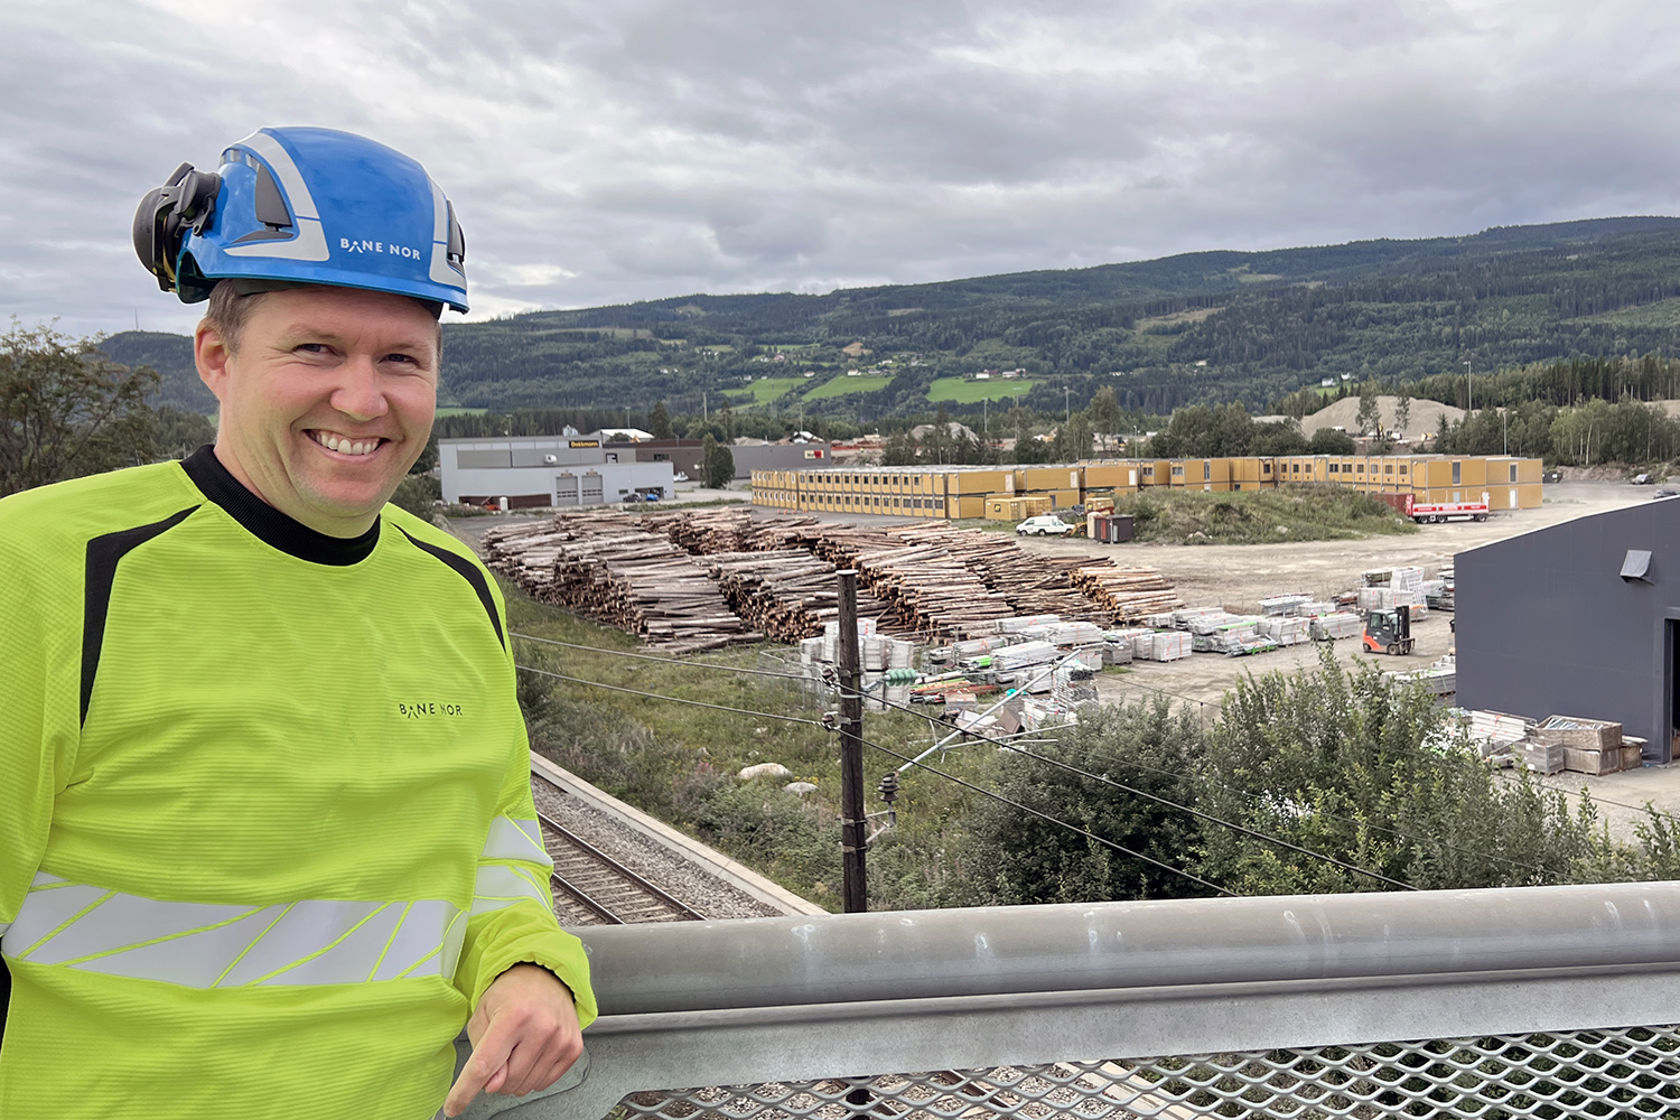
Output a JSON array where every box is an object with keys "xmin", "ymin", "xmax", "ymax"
[{"xmin": 0, "ymin": 448, "xmax": 596, "ymax": 1118}]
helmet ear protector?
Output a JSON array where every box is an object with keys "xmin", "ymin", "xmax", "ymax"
[{"xmin": 133, "ymin": 162, "xmax": 224, "ymax": 292}]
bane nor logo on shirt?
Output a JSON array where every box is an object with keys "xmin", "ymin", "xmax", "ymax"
[{"xmin": 397, "ymin": 700, "xmax": 464, "ymax": 720}]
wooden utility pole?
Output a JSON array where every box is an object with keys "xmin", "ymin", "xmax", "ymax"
[{"xmin": 835, "ymin": 569, "xmax": 867, "ymax": 913}]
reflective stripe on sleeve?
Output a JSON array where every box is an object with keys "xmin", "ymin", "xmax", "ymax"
[
  {"xmin": 2, "ymin": 872, "xmax": 463, "ymax": 988},
  {"xmin": 470, "ymin": 864, "xmax": 551, "ymax": 918},
  {"xmin": 481, "ymin": 816, "xmax": 551, "ymax": 869}
]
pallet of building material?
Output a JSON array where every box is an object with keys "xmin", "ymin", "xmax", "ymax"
[
  {"xmin": 1021, "ymin": 620, "xmax": 1106, "ymax": 647},
  {"xmin": 1563, "ymin": 746, "xmax": 1624, "ymax": 775},
  {"xmin": 997, "ymin": 614, "xmax": 1061, "ymax": 633},
  {"xmin": 1534, "ymin": 716, "xmax": 1623, "ymax": 753},
  {"xmin": 1102, "ymin": 641, "xmax": 1134, "ymax": 666},
  {"xmin": 1466, "ymin": 709, "xmax": 1533, "ymax": 747},
  {"xmin": 1102, "ymin": 627, "xmax": 1156, "ymax": 657},
  {"xmin": 1514, "ymin": 738, "xmax": 1567, "ymax": 774},
  {"xmin": 1310, "ymin": 612, "xmax": 1364, "ymax": 641},
  {"xmin": 1388, "ymin": 663, "xmax": 1456, "ymax": 696},
  {"xmin": 991, "ymin": 640, "xmax": 1062, "ymax": 673},
  {"xmin": 1257, "ymin": 617, "xmax": 1312, "ymax": 646},
  {"xmin": 1145, "ymin": 631, "xmax": 1193, "ymax": 662},
  {"xmin": 1226, "ymin": 634, "xmax": 1279, "ymax": 657},
  {"xmin": 1258, "ymin": 593, "xmax": 1313, "ymax": 616},
  {"xmin": 1621, "ymin": 738, "xmax": 1647, "ymax": 770},
  {"xmin": 1184, "ymin": 610, "xmax": 1244, "ymax": 635}
]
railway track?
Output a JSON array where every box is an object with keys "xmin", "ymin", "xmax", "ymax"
[{"xmin": 538, "ymin": 808, "xmax": 709, "ymax": 924}]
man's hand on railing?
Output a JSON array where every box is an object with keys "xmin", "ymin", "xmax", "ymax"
[{"xmin": 444, "ymin": 963, "xmax": 584, "ymax": 1118}]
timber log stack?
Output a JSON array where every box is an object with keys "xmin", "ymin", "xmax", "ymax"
[
  {"xmin": 479, "ymin": 510, "xmax": 1182, "ymax": 648},
  {"xmin": 484, "ymin": 514, "xmax": 757, "ymax": 653},
  {"xmin": 1069, "ymin": 566, "xmax": 1185, "ymax": 622}
]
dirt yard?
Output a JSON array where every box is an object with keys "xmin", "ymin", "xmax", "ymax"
[
  {"xmin": 1011, "ymin": 480, "xmax": 1680, "ymax": 838},
  {"xmin": 1000, "ymin": 481, "xmax": 1648, "ymax": 710}
]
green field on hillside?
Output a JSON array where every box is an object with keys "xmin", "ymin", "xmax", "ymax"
[
  {"xmin": 804, "ymin": 375, "xmax": 893, "ymax": 399},
  {"xmin": 725, "ymin": 377, "xmax": 807, "ymax": 405},
  {"xmin": 1584, "ymin": 297, "xmax": 1680, "ymax": 328},
  {"xmin": 435, "ymin": 406, "xmax": 489, "ymax": 417},
  {"xmin": 926, "ymin": 377, "xmax": 1040, "ymax": 403}
]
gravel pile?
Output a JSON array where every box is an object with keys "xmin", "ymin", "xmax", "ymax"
[{"xmin": 531, "ymin": 778, "xmax": 792, "ymax": 922}]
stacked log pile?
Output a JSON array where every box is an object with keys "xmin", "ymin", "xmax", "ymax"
[
  {"xmin": 1069, "ymin": 566, "xmax": 1185, "ymax": 622},
  {"xmin": 485, "ymin": 512, "xmax": 757, "ymax": 653},
  {"xmin": 478, "ymin": 510, "xmax": 1183, "ymax": 648},
  {"xmin": 647, "ymin": 508, "xmax": 761, "ymax": 554},
  {"xmin": 706, "ymin": 550, "xmax": 842, "ymax": 641},
  {"xmin": 892, "ymin": 524, "xmax": 1119, "ymax": 620},
  {"xmin": 849, "ymin": 542, "xmax": 1016, "ymax": 638}
]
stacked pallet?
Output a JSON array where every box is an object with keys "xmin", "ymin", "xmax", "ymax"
[
  {"xmin": 1462, "ymin": 709, "xmax": 1533, "ymax": 761},
  {"xmin": 1068, "ymin": 567, "xmax": 1185, "ymax": 622},
  {"xmin": 1534, "ymin": 715, "xmax": 1640, "ymax": 775},
  {"xmin": 1257, "ymin": 616, "xmax": 1311, "ymax": 646},
  {"xmin": 1310, "ymin": 612, "xmax": 1364, "ymax": 641}
]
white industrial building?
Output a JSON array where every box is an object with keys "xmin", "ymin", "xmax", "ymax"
[{"xmin": 439, "ymin": 436, "xmax": 674, "ymax": 509}]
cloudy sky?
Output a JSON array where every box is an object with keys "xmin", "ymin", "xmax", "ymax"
[{"xmin": 7, "ymin": 0, "xmax": 1680, "ymax": 338}]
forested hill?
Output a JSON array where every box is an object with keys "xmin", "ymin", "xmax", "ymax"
[{"xmin": 102, "ymin": 216, "xmax": 1680, "ymax": 418}]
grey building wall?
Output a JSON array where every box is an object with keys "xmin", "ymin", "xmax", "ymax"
[
  {"xmin": 439, "ymin": 437, "xmax": 673, "ymax": 506},
  {"xmin": 604, "ymin": 439, "xmax": 833, "ymax": 479},
  {"xmin": 1456, "ymin": 499, "xmax": 1680, "ymax": 764}
]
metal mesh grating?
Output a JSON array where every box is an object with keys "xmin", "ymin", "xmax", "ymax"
[{"xmin": 613, "ymin": 1026, "xmax": 1680, "ymax": 1120}]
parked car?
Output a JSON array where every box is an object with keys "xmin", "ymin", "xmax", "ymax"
[
  {"xmin": 1653, "ymin": 488, "xmax": 1679, "ymax": 500},
  {"xmin": 1016, "ymin": 514, "xmax": 1074, "ymax": 537},
  {"xmin": 1542, "ymin": 469, "xmax": 1563, "ymax": 483},
  {"xmin": 1632, "ymin": 473, "xmax": 1656, "ymax": 485}
]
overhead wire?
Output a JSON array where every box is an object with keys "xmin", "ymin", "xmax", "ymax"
[
  {"xmin": 814, "ymin": 659, "xmax": 1419, "ymax": 889},
  {"xmin": 503, "ymin": 564, "xmax": 1680, "ymax": 879},
  {"xmin": 513, "ymin": 631, "xmax": 809, "ymax": 682},
  {"xmin": 515, "ymin": 663, "xmax": 824, "ymax": 727},
  {"xmin": 850, "ymin": 731, "xmax": 1234, "ymax": 897},
  {"xmin": 512, "ymin": 661, "xmax": 1231, "ymax": 896},
  {"xmin": 513, "ymin": 658, "xmax": 1398, "ymax": 894}
]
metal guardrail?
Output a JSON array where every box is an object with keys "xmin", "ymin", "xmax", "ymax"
[{"xmin": 463, "ymin": 882, "xmax": 1680, "ymax": 1119}]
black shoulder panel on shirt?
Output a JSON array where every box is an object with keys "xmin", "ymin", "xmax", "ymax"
[
  {"xmin": 397, "ymin": 527, "xmax": 506, "ymax": 651},
  {"xmin": 83, "ymin": 506, "xmax": 200, "ymax": 726}
]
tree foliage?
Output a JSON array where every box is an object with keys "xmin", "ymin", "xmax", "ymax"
[
  {"xmin": 981, "ymin": 654, "xmax": 1655, "ymax": 903},
  {"xmin": 970, "ymin": 700, "xmax": 1208, "ymax": 903},
  {"xmin": 1, "ymin": 322, "xmax": 160, "ymax": 497},
  {"xmin": 97, "ymin": 218, "xmax": 1680, "ymax": 423},
  {"xmin": 701, "ymin": 433, "xmax": 735, "ymax": 488}
]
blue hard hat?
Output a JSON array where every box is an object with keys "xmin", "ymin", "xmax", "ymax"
[{"xmin": 134, "ymin": 127, "xmax": 469, "ymax": 313}]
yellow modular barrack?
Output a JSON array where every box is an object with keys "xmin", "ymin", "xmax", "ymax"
[
  {"xmin": 1079, "ymin": 461, "xmax": 1141, "ymax": 492},
  {"xmin": 762, "ymin": 454, "xmax": 1545, "ymax": 518},
  {"xmin": 985, "ymin": 495, "xmax": 1054, "ymax": 520}
]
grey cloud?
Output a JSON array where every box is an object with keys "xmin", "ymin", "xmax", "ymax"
[{"xmin": 8, "ymin": 0, "xmax": 1680, "ymax": 338}]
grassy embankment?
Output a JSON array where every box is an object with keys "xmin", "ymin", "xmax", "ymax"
[
  {"xmin": 505, "ymin": 584, "xmax": 997, "ymax": 910},
  {"xmin": 972, "ymin": 486, "xmax": 1416, "ymax": 544},
  {"xmin": 1113, "ymin": 487, "xmax": 1418, "ymax": 544}
]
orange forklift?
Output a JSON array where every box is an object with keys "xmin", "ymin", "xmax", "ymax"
[{"xmin": 1362, "ymin": 607, "xmax": 1414, "ymax": 656}]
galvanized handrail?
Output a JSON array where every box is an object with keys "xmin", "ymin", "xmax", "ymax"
[{"xmin": 460, "ymin": 882, "xmax": 1680, "ymax": 1120}]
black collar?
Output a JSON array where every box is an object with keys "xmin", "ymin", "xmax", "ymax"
[{"xmin": 181, "ymin": 445, "xmax": 380, "ymax": 566}]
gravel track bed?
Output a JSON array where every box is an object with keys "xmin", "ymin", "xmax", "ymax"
[{"xmin": 531, "ymin": 776, "xmax": 787, "ymax": 922}]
